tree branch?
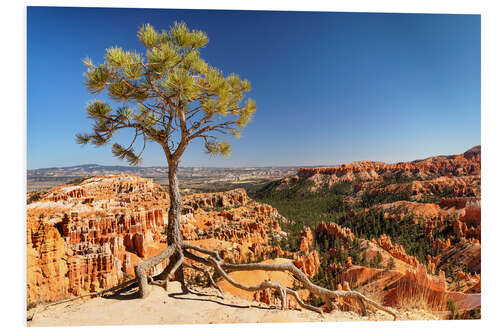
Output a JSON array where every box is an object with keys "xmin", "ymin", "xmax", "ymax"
[{"xmin": 188, "ymin": 120, "xmax": 238, "ymax": 141}]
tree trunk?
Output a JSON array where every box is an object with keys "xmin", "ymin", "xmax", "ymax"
[
  {"xmin": 166, "ymin": 158, "xmax": 183, "ymax": 246},
  {"xmin": 133, "ymin": 156, "xmax": 186, "ymax": 297},
  {"xmin": 163, "ymin": 158, "xmax": 187, "ymax": 289}
]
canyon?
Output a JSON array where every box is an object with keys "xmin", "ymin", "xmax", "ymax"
[
  {"xmin": 27, "ymin": 146, "xmax": 481, "ymax": 323},
  {"xmin": 27, "ymin": 175, "xmax": 293, "ymax": 306}
]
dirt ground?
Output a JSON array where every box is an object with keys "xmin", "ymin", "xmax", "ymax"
[{"xmin": 28, "ymin": 282, "xmax": 440, "ymax": 327}]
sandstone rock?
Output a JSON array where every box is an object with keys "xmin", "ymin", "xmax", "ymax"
[
  {"xmin": 27, "ymin": 175, "xmax": 293, "ymax": 306},
  {"xmin": 346, "ymin": 256, "xmax": 353, "ymax": 268},
  {"xmin": 297, "ymin": 227, "xmax": 313, "ymax": 252},
  {"xmin": 315, "ymin": 221, "xmax": 355, "ymax": 244},
  {"xmin": 296, "ymin": 147, "xmax": 480, "ymax": 185},
  {"xmin": 292, "ymin": 250, "xmax": 320, "ymax": 277},
  {"xmin": 377, "ymin": 234, "xmax": 418, "ymax": 268}
]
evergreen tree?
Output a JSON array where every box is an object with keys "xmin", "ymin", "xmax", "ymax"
[{"xmin": 77, "ymin": 22, "xmax": 255, "ymax": 296}]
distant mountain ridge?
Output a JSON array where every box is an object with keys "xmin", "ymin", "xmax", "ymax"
[
  {"xmin": 30, "ymin": 164, "xmax": 164, "ymax": 173},
  {"xmin": 296, "ymin": 145, "xmax": 481, "ymax": 183},
  {"xmin": 27, "ymin": 163, "xmax": 299, "ymax": 192},
  {"xmin": 30, "ymin": 146, "xmax": 480, "ymax": 173},
  {"xmin": 28, "ymin": 164, "xmax": 299, "ymax": 173}
]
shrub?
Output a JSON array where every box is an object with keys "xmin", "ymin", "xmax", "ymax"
[
  {"xmin": 27, "ymin": 192, "xmax": 42, "ymax": 204},
  {"xmin": 447, "ymin": 298, "xmax": 459, "ymax": 319},
  {"xmin": 386, "ymin": 257, "xmax": 396, "ymax": 270}
]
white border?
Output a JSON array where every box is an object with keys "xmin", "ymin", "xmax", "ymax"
[{"xmin": 3, "ymin": 1, "xmax": 499, "ymax": 332}]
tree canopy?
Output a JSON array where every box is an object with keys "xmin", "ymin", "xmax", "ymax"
[{"xmin": 76, "ymin": 22, "xmax": 256, "ymax": 165}]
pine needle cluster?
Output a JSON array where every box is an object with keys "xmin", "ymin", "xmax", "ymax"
[{"xmin": 77, "ymin": 22, "xmax": 256, "ymax": 165}]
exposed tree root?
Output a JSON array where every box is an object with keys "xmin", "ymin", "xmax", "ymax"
[
  {"xmin": 33, "ymin": 240, "xmax": 396, "ymax": 322},
  {"xmin": 208, "ymin": 255, "xmax": 323, "ymax": 314},
  {"xmin": 182, "ymin": 261, "xmax": 224, "ymax": 296},
  {"xmin": 133, "ymin": 242, "xmax": 397, "ymax": 320},
  {"xmin": 37, "ymin": 242, "xmax": 396, "ymax": 322},
  {"xmin": 219, "ymin": 260, "xmax": 396, "ymax": 319},
  {"xmin": 135, "ymin": 244, "xmax": 176, "ymax": 298}
]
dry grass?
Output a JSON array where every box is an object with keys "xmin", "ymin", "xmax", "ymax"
[
  {"xmin": 393, "ymin": 279, "xmax": 447, "ymax": 312},
  {"xmin": 359, "ymin": 284, "xmax": 384, "ymax": 305}
]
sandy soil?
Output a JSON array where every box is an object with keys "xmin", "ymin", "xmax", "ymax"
[{"xmin": 28, "ymin": 282, "xmax": 439, "ymax": 327}]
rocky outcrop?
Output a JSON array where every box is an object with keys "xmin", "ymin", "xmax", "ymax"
[
  {"xmin": 315, "ymin": 221, "xmax": 355, "ymax": 244},
  {"xmin": 361, "ymin": 176, "xmax": 480, "ymax": 202},
  {"xmin": 181, "ymin": 189, "xmax": 248, "ymax": 213},
  {"xmin": 293, "ymin": 250, "xmax": 320, "ymax": 277},
  {"xmin": 337, "ymin": 263, "xmax": 479, "ymax": 313},
  {"xmin": 376, "ymin": 234, "xmax": 418, "ymax": 267},
  {"xmin": 383, "ymin": 264, "xmax": 447, "ymax": 308},
  {"xmin": 297, "ymin": 227, "xmax": 313, "ymax": 252},
  {"xmin": 297, "ymin": 146, "xmax": 480, "ymax": 184},
  {"xmin": 27, "ymin": 216, "xmax": 69, "ymax": 307}
]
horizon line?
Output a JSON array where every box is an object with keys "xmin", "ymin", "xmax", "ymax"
[{"xmin": 28, "ymin": 144, "xmax": 480, "ymax": 171}]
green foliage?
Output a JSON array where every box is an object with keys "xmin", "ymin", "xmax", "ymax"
[
  {"xmin": 337, "ymin": 209, "xmax": 432, "ymax": 263},
  {"xmin": 371, "ymin": 251, "xmax": 383, "ymax": 268},
  {"xmin": 254, "ymin": 181, "xmax": 352, "ymax": 233},
  {"xmin": 418, "ymin": 185, "xmax": 470, "ymax": 203},
  {"xmin": 360, "ymin": 189, "xmax": 411, "ymax": 207},
  {"xmin": 386, "ymin": 257, "xmax": 396, "ymax": 270},
  {"xmin": 27, "ymin": 192, "xmax": 42, "ymax": 204},
  {"xmin": 447, "ymin": 298, "xmax": 458, "ymax": 311},
  {"xmin": 255, "ymin": 177, "xmax": 432, "ymax": 263},
  {"xmin": 204, "ymin": 140, "xmax": 232, "ymax": 157},
  {"xmin": 308, "ymin": 230, "xmax": 369, "ymax": 290},
  {"xmin": 112, "ymin": 143, "xmax": 141, "ymax": 166},
  {"xmin": 77, "ymin": 22, "xmax": 256, "ymax": 165},
  {"xmin": 251, "ymin": 174, "xmax": 471, "ymax": 290},
  {"xmin": 469, "ymin": 307, "xmax": 481, "ymax": 319},
  {"xmin": 447, "ymin": 299, "xmax": 460, "ymax": 319}
]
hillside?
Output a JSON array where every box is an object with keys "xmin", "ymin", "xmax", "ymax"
[{"xmin": 251, "ymin": 146, "xmax": 481, "ymax": 316}]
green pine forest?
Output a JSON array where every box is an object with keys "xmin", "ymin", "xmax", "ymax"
[{"xmin": 243, "ymin": 177, "xmax": 470, "ymax": 290}]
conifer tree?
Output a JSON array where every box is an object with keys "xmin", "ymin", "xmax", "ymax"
[
  {"xmin": 76, "ymin": 22, "xmax": 396, "ymax": 320},
  {"xmin": 77, "ymin": 22, "xmax": 255, "ymax": 293}
]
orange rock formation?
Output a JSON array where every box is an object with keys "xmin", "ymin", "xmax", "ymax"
[
  {"xmin": 27, "ymin": 175, "xmax": 291, "ymax": 307},
  {"xmin": 297, "ymin": 146, "xmax": 480, "ymax": 183}
]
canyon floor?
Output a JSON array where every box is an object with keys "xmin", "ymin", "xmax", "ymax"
[{"xmin": 28, "ymin": 282, "xmax": 438, "ymax": 326}]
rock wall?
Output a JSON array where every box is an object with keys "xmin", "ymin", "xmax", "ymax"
[{"xmin": 27, "ymin": 217, "xmax": 69, "ymax": 307}]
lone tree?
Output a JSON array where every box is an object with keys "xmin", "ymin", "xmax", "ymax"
[{"xmin": 77, "ymin": 22, "xmax": 396, "ymax": 319}]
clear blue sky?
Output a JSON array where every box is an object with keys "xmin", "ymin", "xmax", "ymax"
[{"xmin": 27, "ymin": 7, "xmax": 480, "ymax": 169}]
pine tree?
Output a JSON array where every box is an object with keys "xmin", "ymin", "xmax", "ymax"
[
  {"xmin": 73, "ymin": 23, "xmax": 397, "ymax": 319},
  {"xmin": 77, "ymin": 22, "xmax": 255, "ymax": 296}
]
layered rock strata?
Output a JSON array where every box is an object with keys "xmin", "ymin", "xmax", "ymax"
[{"xmin": 27, "ymin": 175, "xmax": 293, "ymax": 306}]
